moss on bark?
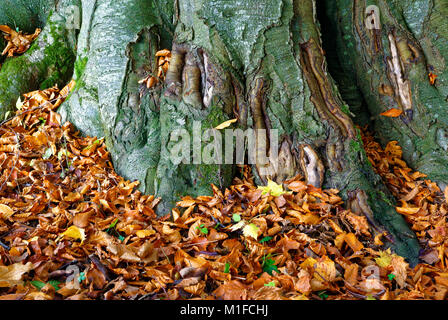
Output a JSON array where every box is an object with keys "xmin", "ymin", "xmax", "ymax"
[{"xmin": 0, "ymin": 1, "xmax": 77, "ymax": 118}]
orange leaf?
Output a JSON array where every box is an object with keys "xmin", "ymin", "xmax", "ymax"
[
  {"xmin": 428, "ymin": 72, "xmax": 437, "ymax": 85},
  {"xmin": 286, "ymin": 180, "xmax": 307, "ymax": 192},
  {"xmin": 444, "ymin": 186, "xmax": 448, "ymax": 205},
  {"xmin": 344, "ymin": 264, "xmax": 359, "ymax": 286},
  {"xmin": 380, "ymin": 108, "xmax": 403, "ymax": 117},
  {"xmin": 395, "ymin": 206, "xmax": 420, "ymax": 215},
  {"xmin": 344, "ymin": 233, "xmax": 364, "ymax": 252}
]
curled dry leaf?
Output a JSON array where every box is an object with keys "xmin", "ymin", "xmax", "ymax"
[{"xmin": 0, "ymin": 25, "xmax": 41, "ymax": 56}]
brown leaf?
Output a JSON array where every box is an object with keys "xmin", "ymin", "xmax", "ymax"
[
  {"xmin": 295, "ymin": 269, "xmax": 312, "ymax": 295},
  {"xmin": 213, "ymin": 280, "xmax": 248, "ymax": 300},
  {"xmin": 0, "ymin": 262, "xmax": 33, "ymax": 287}
]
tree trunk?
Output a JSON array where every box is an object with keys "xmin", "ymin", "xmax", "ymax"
[
  {"xmin": 0, "ymin": 0, "xmax": 77, "ymax": 115},
  {"xmin": 321, "ymin": 0, "xmax": 448, "ymax": 186},
  {"xmin": 0, "ymin": 0, "xmax": 432, "ymax": 264}
]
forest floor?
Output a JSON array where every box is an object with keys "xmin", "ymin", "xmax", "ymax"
[
  {"xmin": 0, "ymin": 27, "xmax": 447, "ymax": 300},
  {"xmin": 0, "ymin": 82, "xmax": 447, "ymax": 300}
]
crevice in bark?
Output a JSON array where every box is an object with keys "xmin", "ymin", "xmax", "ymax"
[
  {"xmin": 316, "ymin": 0, "xmax": 372, "ymax": 128},
  {"xmin": 319, "ymin": 0, "xmax": 448, "ymax": 186}
]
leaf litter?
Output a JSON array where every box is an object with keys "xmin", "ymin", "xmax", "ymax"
[
  {"xmin": 0, "ymin": 48, "xmax": 446, "ymax": 300},
  {"xmin": 0, "ymin": 25, "xmax": 40, "ymax": 57}
]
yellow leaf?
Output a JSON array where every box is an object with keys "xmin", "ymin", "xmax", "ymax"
[
  {"xmin": 258, "ymin": 179, "xmax": 291, "ymax": 197},
  {"xmin": 314, "ymin": 256, "xmax": 337, "ymax": 282},
  {"xmin": 374, "ymin": 232, "xmax": 385, "ymax": 246},
  {"xmin": 328, "ymin": 220, "xmax": 344, "ymax": 234},
  {"xmin": 0, "ymin": 204, "xmax": 14, "ymax": 220},
  {"xmin": 428, "ymin": 72, "xmax": 437, "ymax": 85},
  {"xmin": 375, "ymin": 249, "xmax": 392, "ymax": 268},
  {"xmin": 136, "ymin": 229, "xmax": 156, "ymax": 238},
  {"xmin": 334, "ymin": 233, "xmax": 346, "ymax": 250},
  {"xmin": 59, "ymin": 226, "xmax": 86, "ymax": 243},
  {"xmin": 395, "ymin": 206, "xmax": 420, "ymax": 215},
  {"xmin": 243, "ymin": 223, "xmax": 259, "ymax": 240},
  {"xmin": 155, "ymin": 49, "xmax": 171, "ymax": 57},
  {"xmin": 215, "ymin": 118, "xmax": 237, "ymax": 130},
  {"xmin": 300, "ymin": 257, "xmax": 317, "ymax": 270},
  {"xmin": 16, "ymin": 97, "xmax": 23, "ymax": 110},
  {"xmin": 23, "ymin": 236, "xmax": 39, "ymax": 245}
]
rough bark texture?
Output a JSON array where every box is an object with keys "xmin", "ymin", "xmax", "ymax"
[
  {"xmin": 322, "ymin": 0, "xmax": 448, "ymax": 186},
  {"xmin": 0, "ymin": 0, "xmax": 77, "ymax": 116},
  {"xmin": 0, "ymin": 0, "xmax": 438, "ymax": 264}
]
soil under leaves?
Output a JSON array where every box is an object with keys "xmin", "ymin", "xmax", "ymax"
[{"xmin": 0, "ymin": 81, "xmax": 447, "ymax": 300}]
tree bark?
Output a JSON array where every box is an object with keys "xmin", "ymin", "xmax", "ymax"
[
  {"xmin": 0, "ymin": 0, "xmax": 430, "ymax": 264},
  {"xmin": 0, "ymin": 0, "xmax": 76, "ymax": 116},
  {"xmin": 321, "ymin": 0, "xmax": 448, "ymax": 186}
]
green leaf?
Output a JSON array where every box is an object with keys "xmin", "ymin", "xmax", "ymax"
[
  {"xmin": 118, "ymin": 235, "xmax": 125, "ymax": 242},
  {"xmin": 224, "ymin": 262, "xmax": 230, "ymax": 274},
  {"xmin": 30, "ymin": 280, "xmax": 61, "ymax": 291},
  {"xmin": 30, "ymin": 280, "xmax": 46, "ymax": 291},
  {"xmin": 196, "ymin": 224, "xmax": 209, "ymax": 235},
  {"xmin": 318, "ymin": 291, "xmax": 329, "ymax": 300},
  {"xmin": 48, "ymin": 280, "xmax": 61, "ymax": 291},
  {"xmin": 106, "ymin": 218, "xmax": 119, "ymax": 233},
  {"xmin": 259, "ymin": 236, "xmax": 273, "ymax": 243},
  {"xmin": 366, "ymin": 294, "xmax": 376, "ymax": 300},
  {"xmin": 262, "ymin": 255, "xmax": 278, "ymax": 275},
  {"xmin": 264, "ymin": 281, "xmax": 276, "ymax": 287},
  {"xmin": 78, "ymin": 272, "xmax": 86, "ymax": 282},
  {"xmin": 388, "ymin": 273, "xmax": 396, "ymax": 281},
  {"xmin": 110, "ymin": 218, "xmax": 119, "ymax": 229},
  {"xmin": 82, "ymin": 139, "xmax": 101, "ymax": 151},
  {"xmin": 232, "ymin": 214, "xmax": 241, "ymax": 222}
]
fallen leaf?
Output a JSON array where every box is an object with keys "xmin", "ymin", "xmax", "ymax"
[
  {"xmin": 258, "ymin": 179, "xmax": 291, "ymax": 197},
  {"xmin": 344, "ymin": 233, "xmax": 364, "ymax": 252},
  {"xmin": 380, "ymin": 108, "xmax": 403, "ymax": 117},
  {"xmin": 0, "ymin": 262, "xmax": 33, "ymax": 287},
  {"xmin": 0, "ymin": 204, "xmax": 14, "ymax": 220},
  {"xmin": 58, "ymin": 226, "xmax": 86, "ymax": 243},
  {"xmin": 375, "ymin": 250, "xmax": 392, "ymax": 268},
  {"xmin": 215, "ymin": 118, "xmax": 237, "ymax": 130},
  {"xmin": 243, "ymin": 223, "xmax": 259, "ymax": 240},
  {"xmin": 428, "ymin": 72, "xmax": 437, "ymax": 85}
]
